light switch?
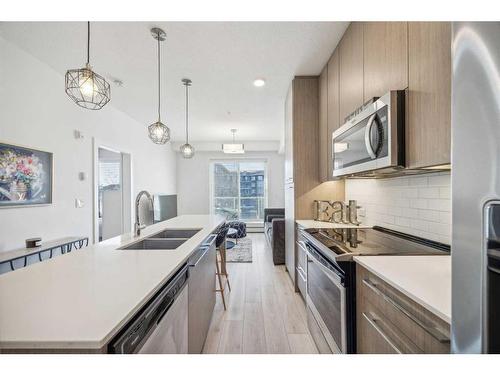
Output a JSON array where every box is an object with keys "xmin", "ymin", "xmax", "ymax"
[
  {"xmin": 78, "ymin": 172, "xmax": 87, "ymax": 181},
  {"xmin": 75, "ymin": 199, "xmax": 84, "ymax": 208}
]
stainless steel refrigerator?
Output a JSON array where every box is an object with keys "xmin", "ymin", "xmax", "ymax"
[{"xmin": 452, "ymin": 22, "xmax": 500, "ymax": 353}]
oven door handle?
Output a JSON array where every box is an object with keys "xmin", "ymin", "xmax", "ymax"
[
  {"xmin": 305, "ymin": 248, "xmax": 344, "ymax": 287},
  {"xmin": 364, "ymin": 113, "xmax": 378, "ymax": 159}
]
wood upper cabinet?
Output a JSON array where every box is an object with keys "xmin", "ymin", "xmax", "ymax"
[
  {"xmin": 318, "ymin": 67, "xmax": 328, "ymax": 183},
  {"xmin": 292, "ymin": 77, "xmax": 319, "ymax": 197},
  {"xmin": 407, "ymin": 22, "xmax": 451, "ymax": 168},
  {"xmin": 327, "ymin": 48, "xmax": 340, "ymax": 180},
  {"xmin": 363, "ymin": 22, "xmax": 408, "ymax": 101},
  {"xmin": 339, "ymin": 22, "xmax": 364, "ymax": 123},
  {"xmin": 284, "ymin": 85, "xmax": 294, "ymax": 182}
]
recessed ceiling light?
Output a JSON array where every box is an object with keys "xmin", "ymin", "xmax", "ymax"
[{"xmin": 253, "ymin": 78, "xmax": 266, "ymax": 87}]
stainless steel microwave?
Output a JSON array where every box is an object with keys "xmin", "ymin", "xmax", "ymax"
[{"xmin": 332, "ymin": 90, "xmax": 405, "ymax": 177}]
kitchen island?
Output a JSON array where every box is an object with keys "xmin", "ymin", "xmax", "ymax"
[{"xmin": 0, "ymin": 214, "xmax": 224, "ymax": 353}]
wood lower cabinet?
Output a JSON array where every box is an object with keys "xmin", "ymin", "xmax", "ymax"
[
  {"xmin": 356, "ymin": 264, "xmax": 450, "ymax": 354},
  {"xmin": 363, "ymin": 22, "xmax": 408, "ymax": 101},
  {"xmin": 339, "ymin": 22, "xmax": 364, "ymax": 123},
  {"xmin": 407, "ymin": 22, "xmax": 451, "ymax": 168}
]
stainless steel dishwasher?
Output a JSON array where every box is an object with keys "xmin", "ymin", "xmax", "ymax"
[
  {"xmin": 188, "ymin": 234, "xmax": 217, "ymax": 353},
  {"xmin": 108, "ymin": 265, "xmax": 189, "ymax": 354}
]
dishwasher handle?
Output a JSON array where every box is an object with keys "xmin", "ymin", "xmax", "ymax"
[{"xmin": 189, "ymin": 246, "xmax": 209, "ymax": 267}]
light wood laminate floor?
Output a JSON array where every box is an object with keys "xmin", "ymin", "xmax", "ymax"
[{"xmin": 202, "ymin": 233, "xmax": 318, "ymax": 354}]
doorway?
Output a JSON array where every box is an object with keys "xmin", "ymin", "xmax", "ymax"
[{"xmin": 93, "ymin": 140, "xmax": 132, "ymax": 243}]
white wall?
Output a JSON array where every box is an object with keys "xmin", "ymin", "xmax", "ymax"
[
  {"xmin": 345, "ymin": 172, "xmax": 451, "ymax": 244},
  {"xmin": 0, "ymin": 37, "xmax": 176, "ymax": 251},
  {"xmin": 176, "ymin": 151, "xmax": 285, "ymax": 216}
]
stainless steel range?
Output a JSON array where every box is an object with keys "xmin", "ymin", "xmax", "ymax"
[{"xmin": 300, "ymin": 226, "xmax": 450, "ymax": 354}]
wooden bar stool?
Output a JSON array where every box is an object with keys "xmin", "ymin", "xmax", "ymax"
[{"xmin": 215, "ymin": 224, "xmax": 231, "ymax": 310}]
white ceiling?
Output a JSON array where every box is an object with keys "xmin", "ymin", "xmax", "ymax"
[{"xmin": 0, "ymin": 22, "xmax": 348, "ymax": 142}]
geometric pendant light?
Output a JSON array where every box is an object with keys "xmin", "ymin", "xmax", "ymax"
[
  {"xmin": 147, "ymin": 27, "xmax": 170, "ymax": 145},
  {"xmin": 179, "ymin": 78, "xmax": 195, "ymax": 158},
  {"xmin": 65, "ymin": 22, "xmax": 111, "ymax": 110}
]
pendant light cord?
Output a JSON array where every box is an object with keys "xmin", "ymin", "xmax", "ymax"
[
  {"xmin": 86, "ymin": 21, "xmax": 90, "ymax": 65},
  {"xmin": 157, "ymin": 32, "xmax": 161, "ymax": 122},
  {"xmin": 185, "ymin": 82, "xmax": 189, "ymax": 143}
]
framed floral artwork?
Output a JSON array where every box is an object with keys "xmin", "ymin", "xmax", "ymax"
[{"xmin": 0, "ymin": 142, "xmax": 53, "ymax": 207}]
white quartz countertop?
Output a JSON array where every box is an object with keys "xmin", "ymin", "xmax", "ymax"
[
  {"xmin": 296, "ymin": 219, "xmax": 372, "ymax": 229},
  {"xmin": 354, "ymin": 255, "xmax": 451, "ymax": 324},
  {"xmin": 0, "ymin": 214, "xmax": 225, "ymax": 350}
]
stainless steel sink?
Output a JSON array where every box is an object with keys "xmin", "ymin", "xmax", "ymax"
[
  {"xmin": 149, "ymin": 229, "xmax": 201, "ymax": 239},
  {"xmin": 120, "ymin": 238, "xmax": 187, "ymax": 250}
]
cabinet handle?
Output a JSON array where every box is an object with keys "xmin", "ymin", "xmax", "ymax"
[
  {"xmin": 362, "ymin": 312, "xmax": 403, "ymax": 354},
  {"xmin": 362, "ymin": 278, "xmax": 450, "ymax": 343}
]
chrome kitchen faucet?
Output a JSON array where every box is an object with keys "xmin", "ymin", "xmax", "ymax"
[{"xmin": 134, "ymin": 190, "xmax": 154, "ymax": 236}]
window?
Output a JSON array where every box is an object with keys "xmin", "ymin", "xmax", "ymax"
[{"xmin": 210, "ymin": 160, "xmax": 267, "ymax": 222}]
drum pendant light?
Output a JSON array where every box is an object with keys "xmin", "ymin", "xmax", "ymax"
[
  {"xmin": 180, "ymin": 78, "xmax": 195, "ymax": 158},
  {"xmin": 148, "ymin": 28, "xmax": 170, "ymax": 145},
  {"xmin": 65, "ymin": 22, "xmax": 111, "ymax": 110}
]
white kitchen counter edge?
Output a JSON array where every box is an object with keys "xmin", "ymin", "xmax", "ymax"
[{"xmin": 353, "ymin": 256, "xmax": 451, "ymax": 324}]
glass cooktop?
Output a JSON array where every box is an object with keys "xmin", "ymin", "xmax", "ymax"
[{"xmin": 304, "ymin": 226, "xmax": 450, "ymax": 258}]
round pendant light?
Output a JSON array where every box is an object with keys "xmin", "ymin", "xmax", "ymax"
[
  {"xmin": 180, "ymin": 78, "xmax": 195, "ymax": 158},
  {"xmin": 65, "ymin": 22, "xmax": 111, "ymax": 110},
  {"xmin": 148, "ymin": 28, "xmax": 170, "ymax": 145}
]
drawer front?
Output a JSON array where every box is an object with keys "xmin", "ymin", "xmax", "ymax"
[
  {"xmin": 356, "ymin": 264, "xmax": 450, "ymax": 354},
  {"xmin": 358, "ymin": 299, "xmax": 423, "ymax": 354},
  {"xmin": 296, "ymin": 266, "xmax": 307, "ymax": 300},
  {"xmin": 296, "ymin": 240, "xmax": 307, "ymax": 274},
  {"xmin": 307, "ymin": 306, "xmax": 333, "ymax": 354}
]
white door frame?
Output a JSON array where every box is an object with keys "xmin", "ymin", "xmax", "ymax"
[{"xmin": 92, "ymin": 138, "xmax": 133, "ymax": 244}]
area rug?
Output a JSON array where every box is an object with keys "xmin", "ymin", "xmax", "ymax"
[{"xmin": 226, "ymin": 237, "xmax": 253, "ymax": 263}]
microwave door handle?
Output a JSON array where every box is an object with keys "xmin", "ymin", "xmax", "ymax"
[{"xmin": 364, "ymin": 113, "xmax": 377, "ymax": 159}]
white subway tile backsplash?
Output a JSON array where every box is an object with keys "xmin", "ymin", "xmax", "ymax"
[
  {"xmin": 402, "ymin": 188, "xmax": 418, "ymax": 198},
  {"xmin": 418, "ymin": 209, "xmax": 441, "ymax": 222},
  {"xmin": 439, "ymin": 211, "xmax": 451, "ymax": 224},
  {"xmin": 439, "ymin": 187, "xmax": 451, "ymax": 199},
  {"xmin": 401, "ymin": 207, "xmax": 420, "ymax": 219},
  {"xmin": 410, "ymin": 176, "xmax": 428, "ymax": 186},
  {"xmin": 410, "ymin": 219, "xmax": 429, "ymax": 231},
  {"xmin": 395, "ymin": 217, "xmax": 410, "ymax": 227},
  {"xmin": 429, "ymin": 174, "xmax": 451, "ymax": 186},
  {"xmin": 418, "ymin": 187, "xmax": 440, "ymax": 199},
  {"xmin": 410, "ymin": 198, "xmax": 428, "ymax": 209},
  {"xmin": 346, "ymin": 172, "xmax": 451, "ymax": 244},
  {"xmin": 428, "ymin": 199, "xmax": 451, "ymax": 212}
]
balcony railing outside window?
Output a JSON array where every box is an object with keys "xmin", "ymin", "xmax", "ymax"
[{"xmin": 211, "ymin": 160, "xmax": 267, "ymax": 222}]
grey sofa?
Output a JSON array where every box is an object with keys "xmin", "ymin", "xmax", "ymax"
[{"xmin": 264, "ymin": 208, "xmax": 285, "ymax": 265}]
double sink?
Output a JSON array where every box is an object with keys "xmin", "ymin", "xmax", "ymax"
[{"xmin": 119, "ymin": 229, "xmax": 201, "ymax": 251}]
